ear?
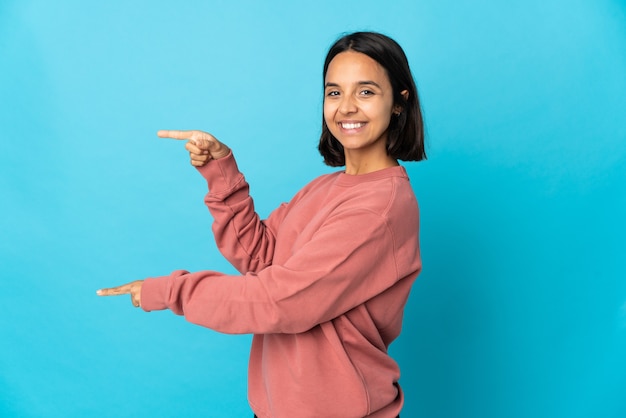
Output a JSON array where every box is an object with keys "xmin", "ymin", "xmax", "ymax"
[{"xmin": 394, "ymin": 90, "xmax": 410, "ymax": 115}]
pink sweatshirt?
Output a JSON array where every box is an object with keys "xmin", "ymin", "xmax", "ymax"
[{"xmin": 141, "ymin": 152, "xmax": 421, "ymax": 418}]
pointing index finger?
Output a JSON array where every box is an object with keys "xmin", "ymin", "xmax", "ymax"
[
  {"xmin": 96, "ymin": 284, "xmax": 132, "ymax": 296},
  {"xmin": 157, "ymin": 130, "xmax": 197, "ymax": 140}
]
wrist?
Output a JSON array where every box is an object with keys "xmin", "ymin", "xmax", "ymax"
[{"xmin": 212, "ymin": 145, "xmax": 231, "ymax": 159}]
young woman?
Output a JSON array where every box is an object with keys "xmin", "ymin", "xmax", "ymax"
[{"xmin": 98, "ymin": 31, "xmax": 426, "ymax": 418}]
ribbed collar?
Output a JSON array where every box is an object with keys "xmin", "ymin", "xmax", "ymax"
[{"xmin": 334, "ymin": 165, "xmax": 408, "ymax": 187}]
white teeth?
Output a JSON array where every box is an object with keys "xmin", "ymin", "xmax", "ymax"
[{"xmin": 341, "ymin": 122, "xmax": 364, "ymax": 129}]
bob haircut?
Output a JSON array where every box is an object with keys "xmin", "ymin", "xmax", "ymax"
[{"xmin": 318, "ymin": 31, "xmax": 426, "ymax": 167}]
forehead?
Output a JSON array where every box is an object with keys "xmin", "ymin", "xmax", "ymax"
[{"xmin": 325, "ymin": 51, "xmax": 390, "ymax": 85}]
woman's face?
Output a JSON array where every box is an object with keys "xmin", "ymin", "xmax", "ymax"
[{"xmin": 323, "ymin": 51, "xmax": 402, "ymax": 159}]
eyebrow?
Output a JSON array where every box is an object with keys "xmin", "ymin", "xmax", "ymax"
[{"xmin": 324, "ymin": 80, "xmax": 382, "ymax": 89}]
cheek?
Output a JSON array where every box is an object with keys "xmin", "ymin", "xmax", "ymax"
[
  {"xmin": 369, "ymin": 103, "xmax": 394, "ymax": 127},
  {"xmin": 323, "ymin": 102, "xmax": 335, "ymax": 126}
]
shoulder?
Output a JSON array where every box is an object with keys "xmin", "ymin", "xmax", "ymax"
[{"xmin": 338, "ymin": 166, "xmax": 417, "ymax": 215}]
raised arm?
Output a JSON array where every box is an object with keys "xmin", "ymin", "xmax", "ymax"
[
  {"xmin": 159, "ymin": 129, "xmax": 286, "ymax": 274},
  {"xmin": 196, "ymin": 152, "xmax": 294, "ymax": 274}
]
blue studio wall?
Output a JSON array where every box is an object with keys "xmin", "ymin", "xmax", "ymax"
[{"xmin": 1, "ymin": 1, "xmax": 625, "ymax": 417}]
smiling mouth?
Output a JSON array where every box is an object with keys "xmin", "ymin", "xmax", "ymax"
[{"xmin": 340, "ymin": 122, "xmax": 365, "ymax": 129}]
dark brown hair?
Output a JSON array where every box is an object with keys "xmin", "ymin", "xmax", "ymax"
[{"xmin": 318, "ymin": 31, "xmax": 426, "ymax": 166}]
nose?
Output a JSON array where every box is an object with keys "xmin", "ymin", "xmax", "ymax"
[{"xmin": 338, "ymin": 94, "xmax": 357, "ymax": 114}]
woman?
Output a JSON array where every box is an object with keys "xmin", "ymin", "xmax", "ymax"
[{"xmin": 99, "ymin": 31, "xmax": 426, "ymax": 418}]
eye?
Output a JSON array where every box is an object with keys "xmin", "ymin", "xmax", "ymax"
[
  {"xmin": 359, "ymin": 89, "xmax": 375, "ymax": 96},
  {"xmin": 326, "ymin": 90, "xmax": 340, "ymax": 97}
]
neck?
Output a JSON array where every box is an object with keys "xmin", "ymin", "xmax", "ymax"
[{"xmin": 344, "ymin": 152, "xmax": 399, "ymax": 175}]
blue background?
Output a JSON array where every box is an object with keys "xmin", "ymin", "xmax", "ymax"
[{"xmin": 1, "ymin": 0, "xmax": 625, "ymax": 417}]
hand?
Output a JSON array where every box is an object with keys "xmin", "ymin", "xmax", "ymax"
[
  {"xmin": 157, "ymin": 130, "xmax": 230, "ymax": 167},
  {"xmin": 97, "ymin": 280, "xmax": 144, "ymax": 308}
]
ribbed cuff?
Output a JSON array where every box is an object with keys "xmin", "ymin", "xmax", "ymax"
[{"xmin": 140, "ymin": 276, "xmax": 170, "ymax": 312}]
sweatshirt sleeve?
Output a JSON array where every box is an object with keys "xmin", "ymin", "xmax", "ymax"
[
  {"xmin": 195, "ymin": 152, "xmax": 292, "ymax": 274},
  {"xmin": 140, "ymin": 207, "xmax": 421, "ymax": 335}
]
